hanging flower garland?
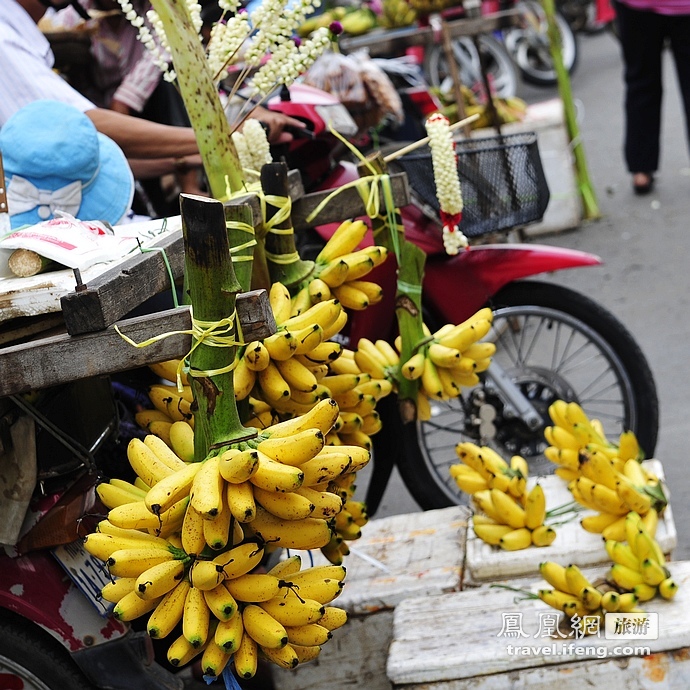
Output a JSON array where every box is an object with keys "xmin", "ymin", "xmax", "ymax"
[{"xmin": 425, "ymin": 113, "xmax": 469, "ymax": 256}]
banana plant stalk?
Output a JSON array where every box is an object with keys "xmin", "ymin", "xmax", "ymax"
[
  {"xmin": 148, "ymin": 0, "xmax": 244, "ymax": 199},
  {"xmin": 180, "ymin": 194, "xmax": 256, "ymax": 461},
  {"xmin": 358, "ymin": 154, "xmax": 426, "ymax": 423}
]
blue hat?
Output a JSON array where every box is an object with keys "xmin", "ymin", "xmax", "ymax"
[{"xmin": 0, "ymin": 100, "xmax": 134, "ymax": 230}]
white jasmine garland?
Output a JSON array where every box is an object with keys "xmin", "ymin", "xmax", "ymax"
[
  {"xmin": 425, "ymin": 113, "xmax": 468, "ymax": 255},
  {"xmin": 242, "ymin": 119, "xmax": 272, "ymax": 170}
]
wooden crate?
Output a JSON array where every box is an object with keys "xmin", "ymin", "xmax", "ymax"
[
  {"xmin": 270, "ymin": 506, "xmax": 470, "ymax": 690},
  {"xmin": 388, "ymin": 561, "xmax": 690, "ymax": 689},
  {"xmin": 465, "ymin": 459, "xmax": 677, "ymax": 584}
]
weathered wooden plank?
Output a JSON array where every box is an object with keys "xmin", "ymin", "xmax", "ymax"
[
  {"xmin": 291, "ymin": 171, "xmax": 411, "ymax": 231},
  {"xmin": 271, "ymin": 507, "xmax": 469, "ymax": 690},
  {"xmin": 464, "ymin": 459, "xmax": 676, "ymax": 584},
  {"xmin": 60, "ymin": 228, "xmax": 185, "ymax": 336},
  {"xmin": 0, "ymin": 290, "xmax": 274, "ymax": 396},
  {"xmin": 388, "ymin": 560, "xmax": 690, "ymax": 686},
  {"xmin": 59, "ymin": 174, "xmax": 305, "ymax": 336}
]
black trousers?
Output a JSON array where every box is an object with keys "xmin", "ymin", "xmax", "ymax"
[{"xmin": 614, "ymin": 1, "xmax": 690, "ymax": 173}]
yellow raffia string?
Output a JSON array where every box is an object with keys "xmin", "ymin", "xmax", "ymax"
[
  {"xmin": 264, "ymin": 249, "xmax": 300, "ymax": 264},
  {"xmin": 226, "ymin": 216, "xmax": 257, "ymax": 263},
  {"xmin": 114, "ymin": 308, "xmax": 243, "ymax": 391},
  {"xmin": 261, "ymin": 194, "xmax": 292, "ymax": 233}
]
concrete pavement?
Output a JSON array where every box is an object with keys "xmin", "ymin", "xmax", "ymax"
[{"xmin": 366, "ymin": 31, "xmax": 690, "ymax": 559}]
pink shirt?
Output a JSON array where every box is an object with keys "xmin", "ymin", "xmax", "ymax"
[{"xmin": 617, "ymin": 0, "xmax": 690, "ymax": 14}]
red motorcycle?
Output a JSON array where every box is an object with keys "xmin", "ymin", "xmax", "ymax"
[{"xmin": 268, "ymin": 83, "xmax": 659, "ymax": 512}]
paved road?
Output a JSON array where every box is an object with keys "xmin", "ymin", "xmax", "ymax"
[{"xmin": 364, "ymin": 31, "xmax": 690, "ymax": 559}]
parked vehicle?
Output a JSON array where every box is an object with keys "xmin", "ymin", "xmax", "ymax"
[{"xmin": 268, "ymin": 82, "xmax": 659, "ymax": 513}]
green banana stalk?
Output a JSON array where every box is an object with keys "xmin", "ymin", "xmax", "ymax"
[{"xmin": 148, "ymin": 0, "xmax": 244, "ymax": 199}]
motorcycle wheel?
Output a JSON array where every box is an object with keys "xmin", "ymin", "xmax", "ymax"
[
  {"xmin": 424, "ymin": 34, "xmax": 519, "ymax": 101},
  {"xmin": 0, "ymin": 613, "xmax": 96, "ymax": 690},
  {"xmin": 504, "ymin": 0, "xmax": 578, "ymax": 86},
  {"xmin": 396, "ymin": 280, "xmax": 659, "ymax": 510}
]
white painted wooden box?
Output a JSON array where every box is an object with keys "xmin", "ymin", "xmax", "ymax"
[
  {"xmin": 270, "ymin": 506, "xmax": 470, "ymax": 690},
  {"xmin": 388, "ymin": 561, "xmax": 690, "ymax": 689},
  {"xmin": 465, "ymin": 459, "xmax": 676, "ymax": 584}
]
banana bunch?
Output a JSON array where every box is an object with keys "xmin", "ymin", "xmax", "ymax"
[
  {"xmin": 298, "ymin": 7, "xmax": 346, "ymax": 37},
  {"xmin": 291, "ymin": 220, "xmax": 388, "ymax": 313},
  {"xmin": 396, "ymin": 309, "xmax": 495, "ymax": 420},
  {"xmin": 538, "ymin": 561, "xmax": 643, "ymax": 630},
  {"xmin": 453, "ymin": 442, "xmax": 557, "ymax": 550},
  {"xmin": 377, "ymin": 0, "xmax": 417, "ymax": 28},
  {"xmin": 339, "ymin": 7, "xmax": 379, "ymax": 36},
  {"xmin": 604, "ymin": 512, "xmax": 678, "ymax": 602},
  {"xmin": 544, "ymin": 399, "xmax": 643, "ymax": 481},
  {"xmin": 237, "ymin": 290, "xmax": 347, "ymax": 414},
  {"xmin": 88, "ymin": 525, "xmax": 348, "ymax": 678}
]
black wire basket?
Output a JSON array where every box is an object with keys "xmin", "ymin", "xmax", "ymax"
[{"xmin": 391, "ymin": 132, "xmax": 551, "ymax": 238}]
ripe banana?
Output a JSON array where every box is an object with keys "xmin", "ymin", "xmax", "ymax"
[
  {"xmin": 249, "ymin": 507, "xmax": 332, "ymax": 550},
  {"xmin": 136, "ymin": 559, "xmax": 186, "ymax": 600},
  {"xmin": 169, "ymin": 421, "xmax": 195, "ymax": 462},
  {"xmin": 147, "ymin": 579, "xmax": 191, "ymax": 638},
  {"xmin": 182, "ymin": 585, "xmax": 211, "ymax": 648},
  {"xmin": 242, "ymin": 604, "xmax": 288, "ymax": 649},
  {"xmin": 226, "ymin": 573, "xmax": 281, "ymax": 603}
]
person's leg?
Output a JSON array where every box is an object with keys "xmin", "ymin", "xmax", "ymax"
[
  {"xmin": 614, "ymin": 2, "xmax": 665, "ymax": 177},
  {"xmin": 667, "ymin": 12, "xmax": 690, "ymax": 161}
]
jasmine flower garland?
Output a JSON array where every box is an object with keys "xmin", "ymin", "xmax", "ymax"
[{"xmin": 425, "ymin": 113, "xmax": 469, "ymax": 256}]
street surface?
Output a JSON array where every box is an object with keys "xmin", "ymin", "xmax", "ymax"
[{"xmin": 365, "ymin": 31, "xmax": 690, "ymax": 559}]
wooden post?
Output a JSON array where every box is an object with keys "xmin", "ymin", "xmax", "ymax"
[{"xmin": 180, "ymin": 193, "xmax": 256, "ymax": 462}]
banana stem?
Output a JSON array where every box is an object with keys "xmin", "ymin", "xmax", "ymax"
[
  {"xmin": 180, "ymin": 194, "xmax": 256, "ymax": 461},
  {"xmin": 148, "ymin": 0, "xmax": 244, "ymax": 199}
]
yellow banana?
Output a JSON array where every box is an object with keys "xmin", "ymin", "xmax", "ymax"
[
  {"xmin": 213, "ymin": 542, "xmax": 265, "ymax": 580},
  {"xmin": 353, "ymin": 349, "xmax": 387, "ymax": 379},
  {"xmin": 580, "ymin": 450, "xmax": 619, "ymax": 491},
  {"xmin": 300, "ymin": 341, "xmax": 343, "ymax": 365},
  {"xmin": 242, "ymin": 604, "xmax": 288, "ymax": 649},
  {"xmin": 203, "ymin": 583, "xmax": 237, "ymax": 621},
  {"xmin": 318, "ymin": 606, "xmax": 347, "ymax": 631},
  {"xmin": 250, "ymin": 451, "xmax": 304, "ymax": 492},
  {"xmin": 605, "ymin": 539, "xmax": 639, "ymax": 571},
  {"xmin": 437, "ymin": 317, "xmax": 492, "ymax": 352},
  {"xmin": 600, "ymin": 590, "xmax": 620, "ymax": 612},
  {"xmin": 183, "ymin": 585, "xmax": 211, "ymax": 648},
  {"xmin": 258, "ymin": 361, "xmax": 291, "ymax": 402},
  {"xmin": 107, "ymin": 496, "xmax": 185, "ymax": 532},
  {"xmin": 640, "ymin": 557, "xmax": 668, "ymax": 587},
  {"xmin": 539, "ymin": 561, "xmax": 571, "ymax": 593},
  {"xmin": 420, "ymin": 357, "xmax": 444, "ymax": 400},
  {"xmin": 181, "ymin": 502, "xmax": 208, "ymax": 556},
  {"xmin": 490, "ymin": 488, "xmax": 526, "ymax": 529},
  {"xmin": 135, "ymin": 408, "xmax": 175, "ymax": 429},
  {"xmin": 143, "ymin": 433, "xmax": 187, "ymax": 471},
  {"xmin": 233, "ymin": 629, "xmax": 258, "ymax": 678},
  {"xmin": 253, "ymin": 485, "xmax": 315, "ymax": 521},
  {"xmin": 524, "ymin": 484, "xmax": 546, "ymax": 529},
  {"xmin": 292, "ymin": 643, "xmax": 322, "ymax": 664},
  {"xmin": 126, "ymin": 437, "xmax": 176, "ymax": 487},
  {"xmin": 200, "ymin": 636, "xmax": 232, "ymax": 678},
  {"xmin": 601, "ymin": 514, "xmax": 629, "ymax": 542},
  {"xmin": 299, "ymin": 451, "xmax": 352, "ymax": 486},
  {"xmin": 147, "ymin": 421, "xmax": 173, "ymax": 448},
  {"xmin": 617, "ymin": 475, "xmax": 651, "ymax": 514},
  {"xmin": 219, "ymin": 448, "xmax": 259, "ymax": 484},
  {"xmin": 166, "ymin": 632, "xmax": 208, "ymax": 668},
  {"xmin": 315, "ymin": 219, "xmax": 368, "ymax": 264},
  {"xmin": 233, "ymin": 357, "xmax": 256, "ymax": 401},
  {"xmin": 531, "ymin": 525, "xmax": 557, "ymax": 547},
  {"xmin": 257, "ymin": 428, "xmax": 325, "ymax": 466},
  {"xmin": 169, "ymin": 421, "xmax": 195, "ymax": 462},
  {"xmin": 499, "ymin": 527, "xmax": 532, "ymax": 551},
  {"xmin": 291, "ymin": 284, "xmax": 315, "ymax": 317},
  {"xmin": 101, "ymin": 576, "xmax": 137, "ymax": 603},
  {"xmin": 269, "ymin": 281, "xmax": 292, "ymax": 324},
  {"xmin": 84, "ymin": 532, "xmax": 170, "ymax": 562},
  {"xmin": 285, "ymin": 623, "xmax": 331, "ymax": 647},
  {"xmin": 294, "ymin": 486, "xmax": 343, "ymax": 519},
  {"xmin": 565, "ymin": 564, "xmax": 592, "ymax": 595},
  {"xmin": 190, "ymin": 456, "xmax": 225, "ymax": 519},
  {"xmin": 203, "ymin": 488, "xmax": 232, "ymax": 551},
  {"xmin": 609, "ymin": 564, "xmax": 644, "ymax": 590},
  {"xmin": 149, "ymin": 358, "xmax": 187, "ymax": 386},
  {"xmin": 249, "ymin": 507, "xmax": 332, "ymax": 550},
  {"xmin": 96, "ymin": 482, "xmax": 144, "ymax": 509},
  {"xmin": 226, "ymin": 574, "xmax": 281, "ymax": 603},
  {"xmin": 308, "ymin": 277, "xmax": 332, "ymax": 303},
  {"xmin": 263, "ymin": 330, "xmax": 297, "ymax": 362},
  {"xmin": 136, "ymin": 559, "xmax": 186, "ymax": 600},
  {"xmin": 214, "ymin": 609, "xmax": 244, "ymax": 652},
  {"xmin": 617, "ymin": 592, "xmax": 640, "ymax": 612},
  {"xmin": 265, "ymin": 398, "xmax": 340, "ymax": 439},
  {"xmin": 226, "ymin": 481, "xmax": 257, "ymax": 523},
  {"xmin": 472, "ymin": 522, "xmax": 513, "ymax": 545},
  {"xmin": 244, "ymin": 341, "xmax": 271, "ymax": 372},
  {"xmin": 145, "ymin": 461, "xmax": 203, "ymax": 516},
  {"xmin": 632, "ymin": 582, "xmax": 657, "ymax": 602},
  {"xmin": 618, "ymin": 430, "xmax": 642, "ymax": 462},
  {"xmin": 580, "ymin": 586, "xmax": 603, "ymax": 611},
  {"xmin": 290, "ymin": 324, "xmax": 325, "ymax": 356},
  {"xmin": 331, "ymin": 283, "xmax": 369, "ymax": 310},
  {"xmin": 658, "ymin": 577, "xmax": 678, "ymax": 600},
  {"xmin": 538, "ymin": 588, "xmax": 580, "ymax": 612},
  {"xmin": 107, "ymin": 546, "xmax": 176, "ymax": 578},
  {"xmin": 275, "ymin": 357, "xmax": 318, "ymax": 393},
  {"xmin": 401, "ymin": 351, "xmax": 427, "ymax": 380},
  {"xmin": 147, "ymin": 385, "xmax": 193, "ymax": 423},
  {"xmin": 147, "ymin": 578, "xmax": 191, "ymax": 638},
  {"xmin": 260, "ymin": 595, "xmax": 325, "ymax": 627},
  {"xmin": 112, "ymin": 589, "xmax": 161, "ymax": 621}
]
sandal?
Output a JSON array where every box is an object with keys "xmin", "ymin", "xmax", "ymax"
[{"xmin": 633, "ymin": 172, "xmax": 654, "ymax": 195}]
